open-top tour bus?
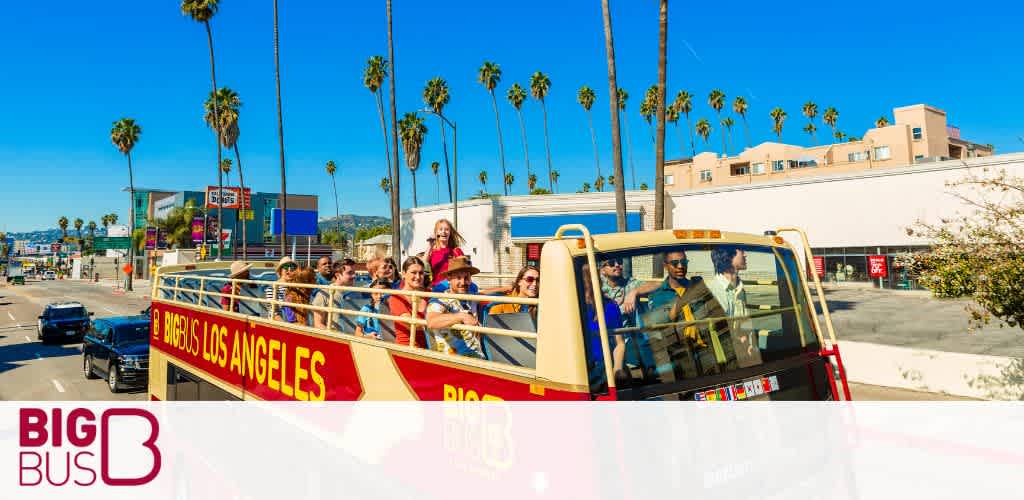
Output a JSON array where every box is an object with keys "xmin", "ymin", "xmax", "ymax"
[{"xmin": 148, "ymin": 224, "xmax": 850, "ymax": 401}]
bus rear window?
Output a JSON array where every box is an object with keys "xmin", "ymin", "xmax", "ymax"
[{"xmin": 576, "ymin": 243, "xmax": 820, "ymax": 399}]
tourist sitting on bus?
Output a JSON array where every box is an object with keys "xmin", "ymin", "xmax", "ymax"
[
  {"xmin": 425, "ymin": 219, "xmax": 466, "ymax": 288},
  {"xmin": 280, "ymin": 268, "xmax": 316, "ymax": 325},
  {"xmin": 220, "ymin": 261, "xmax": 252, "ymax": 313},
  {"xmin": 315, "ymin": 256, "xmax": 333, "ymax": 287},
  {"xmin": 707, "ymin": 246, "xmax": 760, "ymax": 367},
  {"xmin": 312, "ymin": 259, "xmax": 357, "ymax": 329},
  {"xmin": 426, "ymin": 256, "xmax": 485, "ymax": 358},
  {"xmin": 265, "ymin": 256, "xmax": 298, "ymax": 319},
  {"xmin": 388, "ymin": 256, "xmax": 429, "ymax": 347},
  {"xmin": 599, "ymin": 257, "xmax": 644, "ymax": 327},
  {"xmin": 579, "ymin": 264, "xmax": 627, "ymax": 388},
  {"xmin": 488, "ymin": 265, "xmax": 539, "ymax": 317},
  {"xmin": 374, "ymin": 257, "xmax": 399, "ymax": 288},
  {"xmin": 355, "ymin": 279, "xmax": 389, "ymax": 339}
]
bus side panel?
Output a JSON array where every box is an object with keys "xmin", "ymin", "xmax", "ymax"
[
  {"xmin": 391, "ymin": 355, "xmax": 590, "ymax": 401},
  {"xmin": 149, "ymin": 350, "xmax": 168, "ymax": 401}
]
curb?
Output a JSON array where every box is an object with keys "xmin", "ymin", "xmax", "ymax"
[{"xmin": 840, "ymin": 340, "xmax": 1024, "ymax": 400}]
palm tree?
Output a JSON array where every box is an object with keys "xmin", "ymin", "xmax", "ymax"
[
  {"xmin": 507, "ymin": 82, "xmax": 531, "ymax": 185},
  {"xmin": 695, "ymin": 118, "xmax": 712, "ymax": 146},
  {"xmin": 111, "ymin": 118, "xmax": 140, "ymax": 291},
  {"xmin": 386, "ymin": 0, "xmax": 401, "ymax": 252},
  {"xmin": 399, "ymin": 112, "xmax": 428, "ymax": 207},
  {"xmin": 823, "ymin": 107, "xmax": 839, "ymax": 144},
  {"xmin": 325, "ymin": 160, "xmax": 340, "ymax": 235},
  {"xmin": 504, "ymin": 172, "xmax": 514, "ymax": 193},
  {"xmin": 834, "ymin": 130, "xmax": 846, "ymax": 143},
  {"xmin": 639, "ymin": 92, "xmax": 655, "ymax": 144},
  {"xmin": 379, "ymin": 176, "xmax": 391, "ymax": 205},
  {"xmin": 708, "ymin": 89, "xmax": 726, "ymax": 156},
  {"xmin": 58, "ymin": 217, "xmax": 69, "ymax": 241},
  {"xmin": 594, "ymin": 175, "xmax": 605, "ymax": 192},
  {"xmin": 601, "ymin": 0, "xmax": 627, "ymax": 228},
  {"xmin": 875, "ymin": 116, "xmax": 890, "ymax": 128},
  {"xmin": 639, "ymin": 182, "xmax": 649, "ymax": 190},
  {"xmin": 770, "ymin": 107, "xmax": 787, "ymax": 141},
  {"xmin": 802, "ymin": 101, "xmax": 819, "ymax": 144},
  {"xmin": 608, "ymin": 175, "xmax": 615, "ymax": 187},
  {"xmin": 529, "ymin": 71, "xmax": 554, "ymax": 191},
  {"xmin": 363, "ymin": 55, "xmax": 394, "ymax": 191},
  {"xmin": 478, "ymin": 170, "xmax": 488, "ymax": 195},
  {"xmin": 478, "ymin": 61, "xmax": 508, "ymax": 195},
  {"xmin": 549, "ymin": 169, "xmax": 560, "ymax": 193},
  {"xmin": 101, "ymin": 214, "xmax": 110, "ymax": 234},
  {"xmin": 721, "ymin": 117, "xmax": 735, "ymax": 155},
  {"xmin": 273, "ymin": 0, "xmax": 289, "ymax": 255},
  {"xmin": 219, "ymin": 158, "xmax": 235, "ymax": 256},
  {"xmin": 423, "ymin": 77, "xmax": 453, "ymax": 202},
  {"xmin": 87, "ymin": 221, "xmax": 97, "ymax": 237},
  {"xmin": 672, "ymin": 90, "xmax": 695, "ymax": 157},
  {"xmin": 654, "ymin": 0, "xmax": 668, "ymax": 232},
  {"xmin": 733, "ymin": 96, "xmax": 750, "ymax": 149},
  {"xmin": 181, "ymin": 0, "xmax": 226, "ymax": 257},
  {"xmin": 430, "ymin": 161, "xmax": 441, "ymax": 203},
  {"xmin": 203, "ymin": 86, "xmax": 248, "ymax": 259},
  {"xmin": 74, "ymin": 218, "xmax": 84, "ymax": 241},
  {"xmin": 577, "ymin": 85, "xmax": 601, "ymax": 181},
  {"xmin": 617, "ymin": 88, "xmax": 637, "ymax": 189},
  {"xmin": 527, "ymin": 173, "xmax": 538, "ymax": 192},
  {"xmin": 581, "ymin": 182, "xmax": 591, "ymax": 193}
]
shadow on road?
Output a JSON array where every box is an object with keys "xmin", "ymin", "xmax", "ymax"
[
  {"xmin": 0, "ymin": 341, "xmax": 81, "ymax": 375},
  {"xmin": 967, "ymin": 358, "xmax": 1024, "ymax": 400},
  {"xmin": 812, "ymin": 300, "xmax": 858, "ymax": 313}
]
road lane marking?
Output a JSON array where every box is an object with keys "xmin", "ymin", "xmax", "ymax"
[
  {"xmin": 24, "ymin": 336, "xmax": 31, "ymax": 342},
  {"xmin": 103, "ymin": 307, "xmax": 119, "ymax": 314},
  {"xmin": 52, "ymin": 379, "xmax": 66, "ymax": 393},
  {"xmin": 6, "ymin": 312, "xmax": 14, "ymax": 321}
]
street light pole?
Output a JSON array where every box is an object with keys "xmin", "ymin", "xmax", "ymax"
[{"xmin": 423, "ymin": 109, "xmax": 458, "ymax": 229}]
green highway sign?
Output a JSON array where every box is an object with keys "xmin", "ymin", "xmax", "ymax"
[{"xmin": 92, "ymin": 236, "xmax": 131, "ymax": 250}]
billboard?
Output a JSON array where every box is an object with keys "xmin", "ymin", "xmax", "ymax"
[
  {"xmin": 868, "ymin": 255, "xmax": 888, "ymax": 278},
  {"xmin": 206, "ymin": 186, "xmax": 252, "ymax": 209},
  {"xmin": 271, "ymin": 209, "xmax": 319, "ymax": 236},
  {"xmin": 192, "ymin": 217, "xmax": 205, "ymax": 243},
  {"xmin": 145, "ymin": 227, "xmax": 158, "ymax": 250}
]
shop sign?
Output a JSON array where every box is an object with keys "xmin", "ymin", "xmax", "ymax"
[
  {"xmin": 812, "ymin": 256, "xmax": 825, "ymax": 277},
  {"xmin": 526, "ymin": 243, "xmax": 542, "ymax": 261},
  {"xmin": 868, "ymin": 255, "xmax": 888, "ymax": 278}
]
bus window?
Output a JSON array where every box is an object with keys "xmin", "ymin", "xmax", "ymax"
[
  {"xmin": 577, "ymin": 243, "xmax": 823, "ymax": 400},
  {"xmin": 166, "ymin": 363, "xmax": 241, "ymax": 401}
]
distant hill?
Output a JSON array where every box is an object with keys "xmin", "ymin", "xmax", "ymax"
[
  {"xmin": 317, "ymin": 214, "xmax": 390, "ymax": 238},
  {"xmin": 4, "ymin": 228, "xmax": 107, "ymax": 244}
]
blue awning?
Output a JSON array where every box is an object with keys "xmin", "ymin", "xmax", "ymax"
[{"xmin": 510, "ymin": 212, "xmax": 642, "ymax": 239}]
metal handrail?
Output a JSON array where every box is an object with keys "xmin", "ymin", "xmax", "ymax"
[{"xmin": 609, "ymin": 306, "xmax": 798, "ymax": 335}]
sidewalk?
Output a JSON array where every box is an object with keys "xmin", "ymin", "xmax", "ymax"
[{"xmin": 812, "ymin": 286, "xmax": 1024, "ymax": 400}]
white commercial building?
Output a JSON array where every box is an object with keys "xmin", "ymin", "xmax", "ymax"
[{"xmin": 400, "ymin": 153, "xmax": 1023, "ymax": 287}]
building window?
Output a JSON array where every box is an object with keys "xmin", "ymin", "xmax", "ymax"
[
  {"xmin": 914, "ymin": 155, "xmax": 924, "ymax": 162},
  {"xmin": 771, "ymin": 160, "xmax": 784, "ymax": 172},
  {"xmin": 699, "ymin": 170, "xmax": 712, "ymax": 182},
  {"xmin": 664, "ymin": 174, "xmax": 674, "ymax": 186},
  {"xmin": 732, "ymin": 165, "xmax": 750, "ymax": 176},
  {"xmin": 847, "ymin": 151, "xmax": 869, "ymax": 162},
  {"xmin": 752, "ymin": 163, "xmax": 765, "ymax": 175},
  {"xmin": 912, "ymin": 127, "xmax": 922, "ymax": 140},
  {"xmin": 873, "ymin": 146, "xmax": 891, "ymax": 160}
]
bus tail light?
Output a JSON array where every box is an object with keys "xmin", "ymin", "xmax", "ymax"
[
  {"xmin": 692, "ymin": 230, "xmax": 706, "ymax": 238},
  {"xmin": 709, "ymin": 230, "xmax": 722, "ymax": 238},
  {"xmin": 673, "ymin": 230, "xmax": 689, "ymax": 239},
  {"xmin": 773, "ymin": 236, "xmax": 785, "ymax": 244},
  {"xmin": 576, "ymin": 239, "xmax": 586, "ymax": 249}
]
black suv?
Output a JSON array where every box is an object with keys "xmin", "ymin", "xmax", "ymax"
[
  {"xmin": 82, "ymin": 316, "xmax": 150, "ymax": 392},
  {"xmin": 37, "ymin": 302, "xmax": 93, "ymax": 343}
]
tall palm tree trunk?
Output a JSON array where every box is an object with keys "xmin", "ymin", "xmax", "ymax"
[
  {"xmin": 654, "ymin": 0, "xmax": 667, "ymax": 231},
  {"xmin": 587, "ymin": 111, "xmax": 601, "ymax": 181},
  {"xmin": 439, "ymin": 120, "xmax": 452, "ymax": 202},
  {"xmin": 540, "ymin": 100, "xmax": 553, "ymax": 191},
  {"xmin": 516, "ymin": 109, "xmax": 531, "ymax": 183},
  {"xmin": 273, "ymin": 0, "xmax": 288, "ymax": 256},
  {"xmin": 386, "ymin": 0, "xmax": 401, "ymax": 256},
  {"xmin": 742, "ymin": 117, "xmax": 751, "ymax": 149},
  {"xmin": 126, "ymin": 152, "xmax": 135, "ymax": 292},
  {"xmin": 489, "ymin": 91, "xmax": 508, "ymax": 196},
  {"xmin": 330, "ymin": 173, "xmax": 340, "ymax": 236},
  {"xmin": 435, "ymin": 174, "xmax": 440, "ymax": 202},
  {"xmin": 411, "ymin": 171, "xmax": 418, "ymax": 207},
  {"xmin": 622, "ymin": 112, "xmax": 637, "ymax": 189},
  {"xmin": 686, "ymin": 114, "xmax": 695, "ymax": 156},
  {"xmin": 602, "ymin": 0, "xmax": 627, "ymax": 232},
  {"xmin": 233, "ymin": 145, "xmax": 248, "ymax": 260},
  {"xmin": 375, "ymin": 90, "xmax": 393, "ymax": 186},
  {"xmin": 204, "ymin": 20, "xmax": 224, "ymax": 260},
  {"xmin": 716, "ymin": 111, "xmax": 724, "ymax": 157}
]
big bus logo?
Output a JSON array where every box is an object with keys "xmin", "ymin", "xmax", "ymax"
[{"xmin": 17, "ymin": 408, "xmax": 162, "ymax": 487}]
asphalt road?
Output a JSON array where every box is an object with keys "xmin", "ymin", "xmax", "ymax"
[{"xmin": 0, "ymin": 278, "xmax": 150, "ymax": 401}]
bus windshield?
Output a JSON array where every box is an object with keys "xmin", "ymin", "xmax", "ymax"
[{"xmin": 576, "ymin": 243, "xmax": 821, "ymax": 400}]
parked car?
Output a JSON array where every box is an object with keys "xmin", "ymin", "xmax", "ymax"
[
  {"xmin": 43, "ymin": 270, "xmax": 56, "ymax": 280},
  {"xmin": 82, "ymin": 315, "xmax": 150, "ymax": 392},
  {"xmin": 37, "ymin": 302, "xmax": 93, "ymax": 343}
]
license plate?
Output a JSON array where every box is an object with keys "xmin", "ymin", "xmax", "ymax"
[{"xmin": 66, "ymin": 330, "xmax": 76, "ymax": 336}]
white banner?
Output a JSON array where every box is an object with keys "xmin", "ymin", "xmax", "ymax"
[{"xmin": 1, "ymin": 403, "xmax": 1021, "ymax": 499}]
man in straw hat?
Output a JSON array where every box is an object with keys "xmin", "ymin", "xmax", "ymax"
[
  {"xmin": 425, "ymin": 256, "xmax": 485, "ymax": 358},
  {"xmin": 265, "ymin": 256, "xmax": 298, "ymax": 319},
  {"xmin": 220, "ymin": 261, "xmax": 253, "ymax": 312}
]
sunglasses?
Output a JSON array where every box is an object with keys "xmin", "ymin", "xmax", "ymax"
[
  {"xmin": 522, "ymin": 276, "xmax": 539, "ymax": 284},
  {"xmin": 667, "ymin": 258, "xmax": 689, "ymax": 268},
  {"xmin": 281, "ymin": 264, "xmax": 298, "ymax": 271},
  {"xmin": 602, "ymin": 259, "xmax": 623, "ymax": 267}
]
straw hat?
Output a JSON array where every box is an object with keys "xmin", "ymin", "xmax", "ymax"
[
  {"xmin": 441, "ymin": 256, "xmax": 480, "ymax": 277},
  {"xmin": 275, "ymin": 256, "xmax": 296, "ymax": 273},
  {"xmin": 228, "ymin": 261, "xmax": 252, "ymax": 278}
]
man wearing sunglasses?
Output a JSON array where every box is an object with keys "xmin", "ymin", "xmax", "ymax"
[
  {"xmin": 600, "ymin": 257, "xmax": 643, "ymax": 327},
  {"xmin": 265, "ymin": 256, "xmax": 298, "ymax": 319}
]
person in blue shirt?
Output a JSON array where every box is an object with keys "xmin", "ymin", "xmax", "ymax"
[
  {"xmin": 579, "ymin": 264, "xmax": 627, "ymax": 391},
  {"xmin": 356, "ymin": 279, "xmax": 389, "ymax": 340}
]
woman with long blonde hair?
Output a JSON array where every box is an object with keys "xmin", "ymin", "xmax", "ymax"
[{"xmin": 424, "ymin": 218, "xmax": 466, "ymax": 287}]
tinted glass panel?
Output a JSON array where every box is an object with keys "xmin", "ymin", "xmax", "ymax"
[{"xmin": 48, "ymin": 307, "xmax": 86, "ymax": 319}]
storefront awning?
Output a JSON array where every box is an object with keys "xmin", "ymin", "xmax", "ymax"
[{"xmin": 510, "ymin": 212, "xmax": 642, "ymax": 240}]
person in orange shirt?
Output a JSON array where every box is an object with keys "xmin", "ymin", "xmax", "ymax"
[{"xmin": 488, "ymin": 265, "xmax": 539, "ymax": 316}]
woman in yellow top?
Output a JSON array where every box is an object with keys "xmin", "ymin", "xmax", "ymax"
[{"xmin": 489, "ymin": 266, "xmax": 539, "ymax": 315}]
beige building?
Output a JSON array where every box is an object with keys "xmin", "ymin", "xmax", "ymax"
[
  {"xmin": 665, "ymin": 104, "xmax": 993, "ymax": 191},
  {"xmin": 355, "ymin": 234, "xmax": 391, "ymax": 262}
]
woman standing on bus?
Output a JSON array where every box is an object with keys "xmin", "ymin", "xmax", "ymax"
[
  {"xmin": 388, "ymin": 257, "xmax": 428, "ymax": 347},
  {"xmin": 425, "ymin": 219, "xmax": 465, "ymax": 287}
]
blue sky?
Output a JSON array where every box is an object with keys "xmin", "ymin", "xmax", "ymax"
[{"xmin": 1, "ymin": 0, "xmax": 1021, "ymax": 232}]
